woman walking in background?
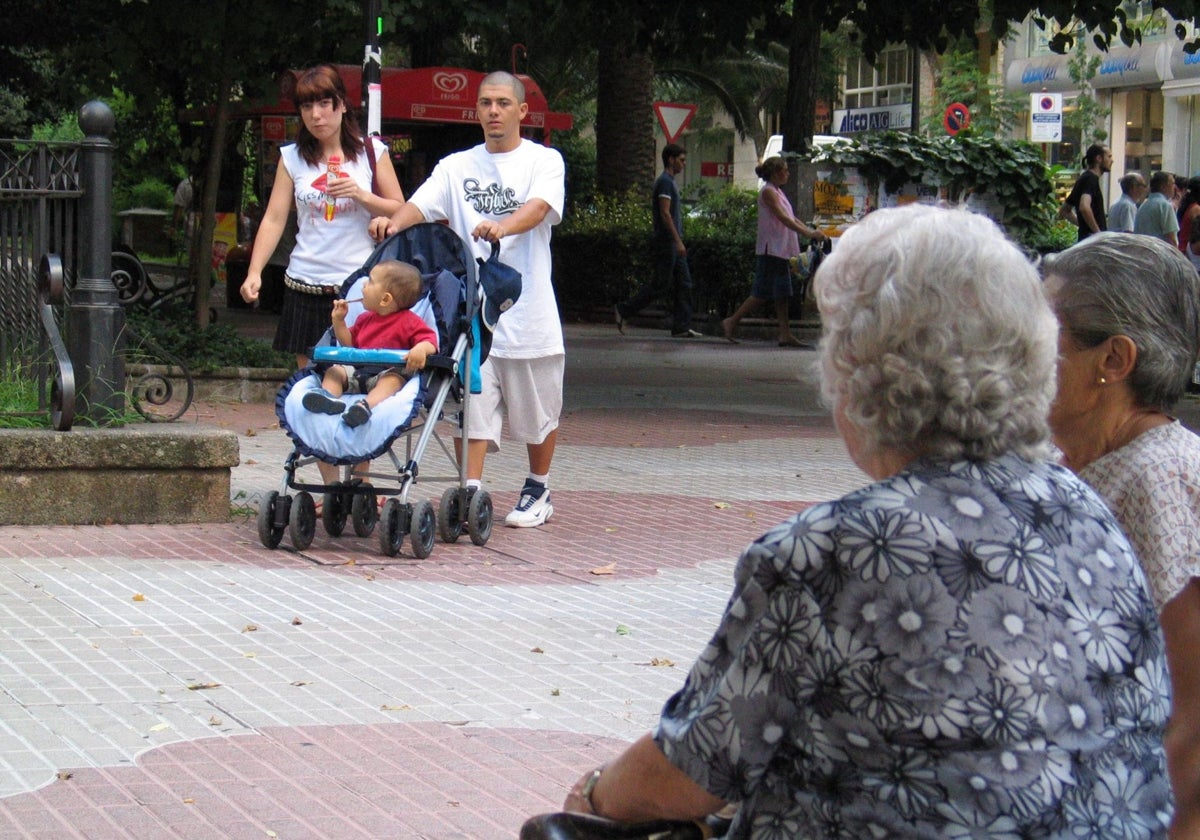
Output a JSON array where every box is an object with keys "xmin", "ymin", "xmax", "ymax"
[{"xmin": 722, "ymin": 156, "xmax": 825, "ymax": 347}]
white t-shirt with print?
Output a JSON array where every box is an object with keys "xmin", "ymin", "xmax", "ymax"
[
  {"xmin": 282, "ymin": 139, "xmax": 385, "ymax": 287},
  {"xmin": 409, "ymin": 139, "xmax": 564, "ymax": 358}
]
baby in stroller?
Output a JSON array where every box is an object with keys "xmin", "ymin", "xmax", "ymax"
[
  {"xmin": 258, "ymin": 223, "xmax": 504, "ymax": 559},
  {"xmin": 302, "ymin": 259, "xmax": 437, "ymax": 427}
]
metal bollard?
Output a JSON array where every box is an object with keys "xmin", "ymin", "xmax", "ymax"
[{"xmin": 67, "ymin": 100, "xmax": 126, "ymax": 424}]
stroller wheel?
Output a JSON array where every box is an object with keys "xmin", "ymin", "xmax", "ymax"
[
  {"xmin": 289, "ymin": 491, "xmax": 317, "ymax": 550},
  {"xmin": 352, "ymin": 489, "xmax": 378, "ymax": 537},
  {"xmin": 322, "ymin": 484, "xmax": 350, "ymax": 537},
  {"xmin": 257, "ymin": 491, "xmax": 287, "ymax": 549},
  {"xmin": 378, "ymin": 498, "xmax": 404, "ymax": 557},
  {"xmin": 467, "ymin": 489, "xmax": 493, "ymax": 546},
  {"xmin": 411, "ymin": 499, "xmax": 436, "ymax": 559},
  {"xmin": 438, "ymin": 487, "xmax": 464, "ymax": 543}
]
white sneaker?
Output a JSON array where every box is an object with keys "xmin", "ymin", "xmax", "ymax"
[{"xmin": 505, "ymin": 484, "xmax": 553, "ymax": 527}]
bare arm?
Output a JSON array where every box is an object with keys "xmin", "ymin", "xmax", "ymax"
[
  {"xmin": 404, "ymin": 339, "xmax": 436, "ymax": 372},
  {"xmin": 1059, "ymin": 201, "xmax": 1078, "ymax": 225},
  {"xmin": 472, "ymin": 198, "xmax": 553, "ymax": 243},
  {"xmin": 762, "ymin": 187, "xmax": 826, "ymax": 240},
  {"xmin": 564, "ymin": 733, "xmax": 726, "ymax": 824},
  {"xmin": 330, "ymin": 299, "xmax": 352, "ymax": 347},
  {"xmin": 241, "ymin": 164, "xmax": 294, "ymax": 303},
  {"xmin": 658, "ymin": 195, "xmax": 685, "ymax": 255},
  {"xmin": 381, "ymin": 202, "xmax": 429, "ymax": 238},
  {"xmin": 1162, "ymin": 578, "xmax": 1200, "ymax": 839},
  {"xmin": 325, "ymin": 143, "xmax": 405, "ymax": 217},
  {"xmin": 1077, "ymin": 193, "xmax": 1100, "ymax": 234}
]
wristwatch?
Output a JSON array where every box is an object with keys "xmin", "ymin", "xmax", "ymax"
[{"xmin": 581, "ymin": 767, "xmax": 603, "ymax": 813}]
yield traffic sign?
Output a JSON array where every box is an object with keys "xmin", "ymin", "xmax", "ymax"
[{"xmin": 653, "ymin": 102, "xmax": 697, "ymax": 143}]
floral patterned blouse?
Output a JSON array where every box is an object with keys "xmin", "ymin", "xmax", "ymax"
[
  {"xmin": 1080, "ymin": 419, "xmax": 1200, "ymax": 610},
  {"xmin": 655, "ymin": 454, "xmax": 1172, "ymax": 839}
]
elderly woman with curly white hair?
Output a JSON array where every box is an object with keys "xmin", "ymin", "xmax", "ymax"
[
  {"xmin": 538, "ymin": 205, "xmax": 1173, "ymax": 840},
  {"xmin": 1042, "ymin": 232, "xmax": 1200, "ymax": 839}
]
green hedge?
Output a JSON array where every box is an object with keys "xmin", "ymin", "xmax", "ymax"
[{"xmin": 552, "ymin": 186, "xmax": 757, "ymax": 323}]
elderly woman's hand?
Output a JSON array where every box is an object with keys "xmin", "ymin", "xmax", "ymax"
[{"xmin": 563, "ymin": 767, "xmax": 602, "ymax": 814}]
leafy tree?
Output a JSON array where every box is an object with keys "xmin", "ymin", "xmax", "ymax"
[
  {"xmin": 32, "ymin": 0, "xmax": 364, "ymax": 326},
  {"xmin": 1065, "ymin": 32, "xmax": 1110, "ymax": 149}
]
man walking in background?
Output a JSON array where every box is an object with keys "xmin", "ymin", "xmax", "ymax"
[
  {"xmin": 615, "ymin": 143, "xmax": 700, "ymax": 338},
  {"xmin": 1060, "ymin": 144, "xmax": 1111, "ymax": 241}
]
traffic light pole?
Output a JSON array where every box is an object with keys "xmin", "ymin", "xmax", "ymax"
[{"xmin": 363, "ymin": 0, "xmax": 382, "ymax": 135}]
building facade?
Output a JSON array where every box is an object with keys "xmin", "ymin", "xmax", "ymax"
[{"xmin": 1004, "ymin": 7, "xmax": 1200, "ymax": 200}]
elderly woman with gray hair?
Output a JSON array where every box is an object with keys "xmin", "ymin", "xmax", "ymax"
[
  {"xmin": 1043, "ymin": 231, "xmax": 1200, "ymax": 839},
  {"xmin": 536, "ymin": 205, "xmax": 1172, "ymax": 840}
]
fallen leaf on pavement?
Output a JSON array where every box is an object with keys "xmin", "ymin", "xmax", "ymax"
[
  {"xmin": 208, "ymin": 716, "xmax": 223, "ymax": 726},
  {"xmin": 550, "ymin": 688, "xmax": 561, "ymax": 696},
  {"xmin": 290, "ymin": 680, "xmax": 311, "ymax": 687},
  {"xmin": 131, "ymin": 593, "xmax": 146, "ymax": 602},
  {"xmin": 616, "ymin": 624, "xmax": 631, "ymax": 635},
  {"xmin": 149, "ymin": 723, "xmax": 170, "ymax": 732},
  {"xmin": 245, "ymin": 429, "xmax": 257, "ymax": 437},
  {"xmin": 381, "ymin": 703, "xmax": 412, "ymax": 711},
  {"xmin": 590, "ymin": 562, "xmax": 617, "ymax": 576},
  {"xmin": 530, "ymin": 647, "xmax": 544, "ymax": 654},
  {"xmin": 291, "ymin": 616, "xmax": 303, "ymax": 625},
  {"xmin": 56, "ymin": 771, "xmax": 72, "ymax": 780},
  {"xmin": 183, "ymin": 798, "xmax": 195, "ymax": 804},
  {"xmin": 187, "ymin": 682, "xmax": 222, "ymax": 691},
  {"xmin": 713, "ymin": 502, "xmax": 730, "ymax": 509},
  {"xmin": 243, "ymin": 624, "xmax": 257, "ymax": 632}
]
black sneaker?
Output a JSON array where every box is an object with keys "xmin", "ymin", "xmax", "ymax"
[
  {"xmin": 303, "ymin": 389, "xmax": 346, "ymax": 415},
  {"xmin": 343, "ymin": 399, "xmax": 372, "ymax": 428}
]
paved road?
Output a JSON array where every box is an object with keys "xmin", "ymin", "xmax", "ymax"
[{"xmin": 0, "ymin": 323, "xmax": 866, "ymax": 838}]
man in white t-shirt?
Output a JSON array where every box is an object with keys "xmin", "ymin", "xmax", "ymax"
[{"xmin": 376, "ymin": 71, "xmax": 565, "ymax": 528}]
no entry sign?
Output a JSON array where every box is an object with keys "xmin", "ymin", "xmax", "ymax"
[{"xmin": 944, "ymin": 103, "xmax": 971, "ymax": 136}]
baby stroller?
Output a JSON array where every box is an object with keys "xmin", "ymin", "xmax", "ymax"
[{"xmin": 256, "ymin": 223, "xmax": 499, "ymax": 558}]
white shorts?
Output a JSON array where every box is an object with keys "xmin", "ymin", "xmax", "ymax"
[{"xmin": 465, "ymin": 354, "xmax": 564, "ymax": 452}]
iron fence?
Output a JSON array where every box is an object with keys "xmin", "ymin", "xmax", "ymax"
[{"xmin": 0, "ymin": 139, "xmax": 80, "ymax": 420}]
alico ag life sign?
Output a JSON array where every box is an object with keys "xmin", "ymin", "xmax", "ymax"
[{"xmin": 831, "ymin": 104, "xmax": 913, "ymax": 134}]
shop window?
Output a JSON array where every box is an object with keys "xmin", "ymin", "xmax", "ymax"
[{"xmin": 1124, "ymin": 89, "xmax": 1164, "ymax": 174}]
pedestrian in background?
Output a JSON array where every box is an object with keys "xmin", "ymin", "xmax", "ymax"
[
  {"xmin": 1135, "ymin": 170, "xmax": 1180, "ymax": 247},
  {"xmin": 1108, "ymin": 171, "xmax": 1146, "ymax": 233},
  {"xmin": 615, "ymin": 144, "xmax": 700, "ymax": 338},
  {"xmin": 721, "ymin": 155, "xmax": 826, "ymax": 347},
  {"xmin": 1060, "ymin": 143, "xmax": 1111, "ymax": 241}
]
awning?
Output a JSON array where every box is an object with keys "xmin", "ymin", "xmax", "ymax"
[
  {"xmin": 1006, "ymin": 43, "xmax": 1171, "ymax": 93},
  {"xmin": 236, "ymin": 65, "xmax": 573, "ymax": 135}
]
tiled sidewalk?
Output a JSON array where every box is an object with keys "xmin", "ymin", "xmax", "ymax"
[{"xmin": 0, "ymin": 325, "xmax": 863, "ymax": 838}]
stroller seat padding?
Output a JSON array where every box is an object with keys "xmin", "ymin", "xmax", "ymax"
[{"xmin": 278, "ymin": 370, "xmax": 423, "ymax": 466}]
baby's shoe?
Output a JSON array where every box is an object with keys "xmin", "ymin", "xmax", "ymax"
[
  {"xmin": 343, "ymin": 399, "xmax": 372, "ymax": 428},
  {"xmin": 303, "ymin": 389, "xmax": 345, "ymax": 415}
]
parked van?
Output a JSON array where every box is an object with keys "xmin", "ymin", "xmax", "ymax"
[
  {"xmin": 761, "ymin": 133, "xmax": 850, "ymax": 163},
  {"xmin": 759, "ymin": 134, "xmax": 851, "ymax": 187}
]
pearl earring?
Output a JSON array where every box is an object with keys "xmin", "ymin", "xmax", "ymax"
[{"xmin": 1098, "ymin": 377, "xmax": 1107, "ymax": 385}]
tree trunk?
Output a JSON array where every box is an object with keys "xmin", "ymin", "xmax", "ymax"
[
  {"xmin": 189, "ymin": 0, "xmax": 233, "ymax": 329},
  {"xmin": 783, "ymin": 1, "xmax": 822, "ymax": 154},
  {"xmin": 596, "ymin": 40, "xmax": 656, "ymax": 197}
]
